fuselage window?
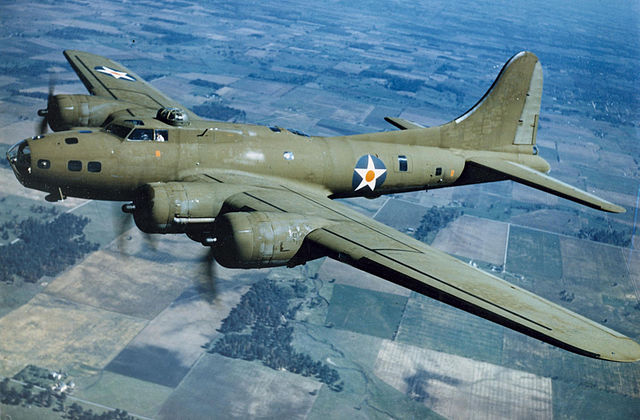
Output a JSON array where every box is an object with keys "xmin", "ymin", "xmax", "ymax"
[
  {"xmin": 104, "ymin": 124, "xmax": 131, "ymax": 139},
  {"xmin": 398, "ymin": 155, "xmax": 408, "ymax": 172},
  {"xmin": 65, "ymin": 137, "xmax": 79, "ymax": 145},
  {"xmin": 127, "ymin": 128, "xmax": 154, "ymax": 141},
  {"xmin": 37, "ymin": 159, "xmax": 50, "ymax": 169},
  {"xmin": 156, "ymin": 129, "xmax": 168, "ymax": 142},
  {"xmin": 87, "ymin": 161, "xmax": 102, "ymax": 173},
  {"xmin": 435, "ymin": 167, "xmax": 442, "ymax": 176},
  {"xmin": 68, "ymin": 160, "xmax": 82, "ymax": 172}
]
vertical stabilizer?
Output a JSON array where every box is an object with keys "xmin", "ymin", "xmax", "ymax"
[{"xmin": 441, "ymin": 51, "xmax": 543, "ymax": 152}]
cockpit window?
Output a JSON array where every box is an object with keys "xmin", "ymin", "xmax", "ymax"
[
  {"xmin": 104, "ymin": 124, "xmax": 131, "ymax": 139},
  {"xmin": 128, "ymin": 128, "xmax": 154, "ymax": 141}
]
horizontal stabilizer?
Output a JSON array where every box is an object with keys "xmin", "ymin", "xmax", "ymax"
[
  {"xmin": 384, "ymin": 116, "xmax": 425, "ymax": 130},
  {"xmin": 468, "ymin": 157, "xmax": 625, "ymax": 213}
]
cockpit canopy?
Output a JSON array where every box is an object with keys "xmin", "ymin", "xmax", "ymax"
[{"xmin": 103, "ymin": 120, "xmax": 169, "ymax": 142}]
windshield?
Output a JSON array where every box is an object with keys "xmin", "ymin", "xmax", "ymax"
[{"xmin": 104, "ymin": 123, "xmax": 132, "ymax": 139}]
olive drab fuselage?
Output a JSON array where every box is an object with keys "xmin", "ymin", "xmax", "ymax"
[{"xmin": 17, "ymin": 118, "xmax": 549, "ymax": 203}]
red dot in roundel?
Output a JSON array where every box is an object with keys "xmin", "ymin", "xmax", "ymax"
[{"xmin": 365, "ymin": 170, "xmax": 375, "ymax": 182}]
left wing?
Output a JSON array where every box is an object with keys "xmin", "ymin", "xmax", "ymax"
[
  {"xmin": 206, "ymin": 174, "xmax": 640, "ymax": 362},
  {"xmin": 64, "ymin": 50, "xmax": 199, "ymax": 119}
]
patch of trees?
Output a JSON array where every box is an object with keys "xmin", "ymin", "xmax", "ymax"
[
  {"xmin": 360, "ymin": 69, "xmax": 424, "ymax": 93},
  {"xmin": 192, "ymin": 100, "xmax": 246, "ymax": 122},
  {"xmin": 385, "ymin": 76, "xmax": 423, "ymax": 93},
  {"xmin": 189, "ymin": 78, "xmax": 223, "ymax": 90},
  {"xmin": 248, "ymin": 71, "xmax": 314, "ymax": 86},
  {"xmin": 578, "ymin": 227, "xmax": 631, "ymax": 247},
  {"xmin": 0, "ymin": 213, "xmax": 98, "ymax": 283},
  {"xmin": 210, "ymin": 279, "xmax": 343, "ymax": 391},
  {"xmin": 414, "ymin": 206, "xmax": 462, "ymax": 243},
  {"xmin": 0, "ymin": 377, "xmax": 134, "ymax": 420},
  {"xmin": 45, "ymin": 27, "xmax": 108, "ymax": 41},
  {"xmin": 1, "ymin": 378, "xmax": 54, "ymax": 409}
]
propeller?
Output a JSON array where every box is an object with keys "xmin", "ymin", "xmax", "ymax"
[
  {"xmin": 195, "ymin": 246, "xmax": 218, "ymax": 298},
  {"xmin": 113, "ymin": 202, "xmax": 158, "ymax": 256},
  {"xmin": 36, "ymin": 77, "xmax": 56, "ymax": 135}
]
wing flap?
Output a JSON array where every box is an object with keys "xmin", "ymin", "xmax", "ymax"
[{"xmin": 469, "ymin": 157, "xmax": 625, "ymax": 213}]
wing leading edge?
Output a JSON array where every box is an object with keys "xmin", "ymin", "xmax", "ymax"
[{"xmin": 209, "ymin": 177, "xmax": 640, "ymax": 362}]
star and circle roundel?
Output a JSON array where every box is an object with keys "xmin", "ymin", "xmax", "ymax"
[
  {"xmin": 94, "ymin": 66, "xmax": 136, "ymax": 82},
  {"xmin": 352, "ymin": 154, "xmax": 387, "ymax": 192}
]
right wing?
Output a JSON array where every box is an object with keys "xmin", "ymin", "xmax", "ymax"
[
  {"xmin": 204, "ymin": 173, "xmax": 640, "ymax": 362},
  {"xmin": 64, "ymin": 50, "xmax": 200, "ymax": 120}
]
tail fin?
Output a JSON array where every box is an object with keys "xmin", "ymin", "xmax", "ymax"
[{"xmin": 441, "ymin": 51, "xmax": 542, "ymax": 152}]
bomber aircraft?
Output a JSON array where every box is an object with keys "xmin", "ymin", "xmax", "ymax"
[{"xmin": 7, "ymin": 50, "xmax": 640, "ymax": 362}]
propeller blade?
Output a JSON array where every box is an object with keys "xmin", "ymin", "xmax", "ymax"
[
  {"xmin": 36, "ymin": 75, "xmax": 56, "ymax": 135},
  {"xmin": 196, "ymin": 246, "xmax": 217, "ymax": 298},
  {"xmin": 36, "ymin": 116, "xmax": 48, "ymax": 135}
]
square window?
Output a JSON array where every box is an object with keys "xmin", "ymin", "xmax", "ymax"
[
  {"xmin": 156, "ymin": 129, "xmax": 168, "ymax": 142},
  {"xmin": 435, "ymin": 167, "xmax": 442, "ymax": 176},
  {"xmin": 68, "ymin": 160, "xmax": 82, "ymax": 171},
  {"xmin": 65, "ymin": 137, "xmax": 79, "ymax": 144},
  {"xmin": 398, "ymin": 155, "xmax": 408, "ymax": 172},
  {"xmin": 87, "ymin": 161, "xmax": 102, "ymax": 173}
]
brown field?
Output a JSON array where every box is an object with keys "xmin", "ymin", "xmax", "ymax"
[
  {"xmin": 45, "ymin": 245, "xmax": 193, "ymax": 320},
  {"xmin": 0, "ymin": 293, "xmax": 146, "ymax": 376},
  {"xmin": 431, "ymin": 214, "xmax": 508, "ymax": 266},
  {"xmin": 374, "ymin": 340, "xmax": 552, "ymax": 419}
]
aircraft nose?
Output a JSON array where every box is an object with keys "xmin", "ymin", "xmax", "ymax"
[{"xmin": 7, "ymin": 139, "xmax": 32, "ymax": 183}]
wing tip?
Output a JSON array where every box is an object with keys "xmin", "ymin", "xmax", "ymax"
[{"xmin": 603, "ymin": 203, "xmax": 626, "ymax": 213}]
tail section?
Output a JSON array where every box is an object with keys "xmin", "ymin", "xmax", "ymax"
[
  {"xmin": 377, "ymin": 52, "xmax": 542, "ymax": 153},
  {"xmin": 442, "ymin": 51, "xmax": 542, "ymax": 152}
]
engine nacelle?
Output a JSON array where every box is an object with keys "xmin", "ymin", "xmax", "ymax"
[
  {"xmin": 132, "ymin": 182, "xmax": 248, "ymax": 234},
  {"xmin": 212, "ymin": 212, "xmax": 328, "ymax": 269},
  {"xmin": 44, "ymin": 94, "xmax": 131, "ymax": 131}
]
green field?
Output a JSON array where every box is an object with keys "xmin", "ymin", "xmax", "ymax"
[
  {"xmin": 506, "ymin": 225, "xmax": 563, "ymax": 282},
  {"xmin": 553, "ymin": 379, "xmax": 640, "ymax": 419},
  {"xmin": 325, "ymin": 284, "xmax": 407, "ymax": 339},
  {"xmin": 74, "ymin": 371, "xmax": 173, "ymax": 418},
  {"xmin": 395, "ymin": 292, "xmax": 505, "ymax": 365}
]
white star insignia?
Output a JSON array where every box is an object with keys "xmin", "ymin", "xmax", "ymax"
[
  {"xmin": 95, "ymin": 66, "xmax": 135, "ymax": 81},
  {"xmin": 354, "ymin": 155, "xmax": 387, "ymax": 191}
]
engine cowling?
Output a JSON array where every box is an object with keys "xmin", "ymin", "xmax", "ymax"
[
  {"xmin": 212, "ymin": 212, "xmax": 328, "ymax": 269},
  {"xmin": 132, "ymin": 182, "xmax": 248, "ymax": 234},
  {"xmin": 44, "ymin": 94, "xmax": 132, "ymax": 131}
]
